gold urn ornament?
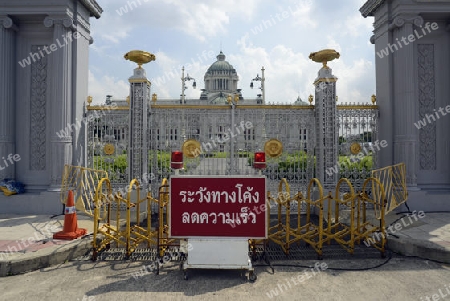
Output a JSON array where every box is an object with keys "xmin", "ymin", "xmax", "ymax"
[
  {"xmin": 124, "ymin": 50, "xmax": 155, "ymax": 68},
  {"xmin": 309, "ymin": 49, "xmax": 340, "ymax": 69}
]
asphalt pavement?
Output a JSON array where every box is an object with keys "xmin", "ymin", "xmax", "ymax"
[{"xmin": 0, "ymin": 210, "xmax": 449, "ymax": 277}]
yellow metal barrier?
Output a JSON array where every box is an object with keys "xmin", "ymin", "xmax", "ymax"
[
  {"xmin": 92, "ymin": 179, "xmax": 154, "ymax": 259},
  {"xmin": 129, "ymin": 190, "xmax": 157, "ymax": 254},
  {"xmin": 92, "ymin": 177, "xmax": 176, "ymax": 260},
  {"xmin": 371, "ymin": 162, "xmax": 407, "ymax": 214},
  {"xmin": 263, "ymin": 176, "xmax": 387, "ymax": 259},
  {"xmin": 92, "ymin": 177, "xmax": 117, "ymax": 260},
  {"xmin": 156, "ymin": 178, "xmax": 177, "ymax": 257},
  {"xmin": 354, "ymin": 177, "xmax": 387, "ymax": 256},
  {"xmin": 90, "ymin": 173, "xmax": 392, "ymax": 260},
  {"xmin": 267, "ymin": 178, "xmax": 293, "ymax": 254},
  {"xmin": 323, "ymin": 178, "xmax": 356, "ymax": 255},
  {"xmin": 299, "ymin": 178, "xmax": 326, "ymax": 259},
  {"xmin": 266, "ymin": 178, "xmax": 327, "ymax": 259},
  {"xmin": 61, "ymin": 164, "xmax": 108, "ymax": 217}
]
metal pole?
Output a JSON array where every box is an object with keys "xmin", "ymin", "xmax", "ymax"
[
  {"xmin": 229, "ymin": 99, "xmax": 235, "ymax": 174},
  {"xmin": 181, "ymin": 67, "xmax": 186, "ymax": 142},
  {"xmin": 261, "ymin": 66, "xmax": 265, "ymax": 105},
  {"xmin": 261, "ymin": 67, "xmax": 267, "ymax": 142},
  {"xmin": 181, "ymin": 66, "xmax": 185, "ymax": 104}
]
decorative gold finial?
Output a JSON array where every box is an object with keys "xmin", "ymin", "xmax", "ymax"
[
  {"xmin": 227, "ymin": 95, "xmax": 232, "ymax": 104},
  {"xmin": 309, "ymin": 49, "xmax": 340, "ymax": 69},
  {"xmin": 152, "ymin": 93, "xmax": 157, "ymax": 102},
  {"xmin": 336, "ymin": 95, "xmax": 339, "ymax": 102},
  {"xmin": 371, "ymin": 94, "xmax": 376, "ymax": 104},
  {"xmin": 126, "ymin": 96, "xmax": 130, "ymax": 105},
  {"xmin": 234, "ymin": 94, "xmax": 239, "ymax": 102},
  {"xmin": 308, "ymin": 94, "xmax": 313, "ymax": 105},
  {"xmin": 124, "ymin": 50, "xmax": 155, "ymax": 69},
  {"xmin": 87, "ymin": 96, "xmax": 93, "ymax": 106}
]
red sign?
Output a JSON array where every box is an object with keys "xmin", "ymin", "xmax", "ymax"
[{"xmin": 169, "ymin": 176, "xmax": 267, "ymax": 239}]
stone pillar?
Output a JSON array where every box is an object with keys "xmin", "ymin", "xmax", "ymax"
[
  {"xmin": 390, "ymin": 15, "xmax": 423, "ymax": 189},
  {"xmin": 314, "ymin": 65, "xmax": 338, "ymax": 191},
  {"xmin": 0, "ymin": 16, "xmax": 18, "ymax": 180},
  {"xmin": 128, "ymin": 67, "xmax": 150, "ymax": 187},
  {"xmin": 44, "ymin": 15, "xmax": 74, "ymax": 189}
]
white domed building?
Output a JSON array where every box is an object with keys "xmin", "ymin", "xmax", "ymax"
[{"xmin": 200, "ymin": 51, "xmax": 243, "ymax": 104}]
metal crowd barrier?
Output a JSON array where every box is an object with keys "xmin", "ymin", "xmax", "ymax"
[
  {"xmin": 90, "ymin": 164, "xmax": 404, "ymax": 260},
  {"xmin": 371, "ymin": 162, "xmax": 407, "ymax": 214},
  {"xmin": 91, "ymin": 178, "xmax": 178, "ymax": 261},
  {"xmin": 60, "ymin": 164, "xmax": 108, "ymax": 217},
  {"xmin": 262, "ymin": 176, "xmax": 388, "ymax": 259}
]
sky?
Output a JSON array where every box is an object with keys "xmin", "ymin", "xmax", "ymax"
[{"xmin": 88, "ymin": 0, "xmax": 375, "ymax": 105}]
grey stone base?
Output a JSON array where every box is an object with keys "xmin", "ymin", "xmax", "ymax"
[
  {"xmin": 0, "ymin": 191, "xmax": 63, "ymax": 215},
  {"xmin": 395, "ymin": 189, "xmax": 450, "ymax": 213}
]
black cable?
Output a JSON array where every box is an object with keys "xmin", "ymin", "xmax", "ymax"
[
  {"xmin": 387, "ymin": 214, "xmax": 408, "ymax": 228},
  {"xmin": 404, "ymin": 202, "xmax": 411, "ymax": 213},
  {"xmin": 396, "ymin": 210, "xmax": 450, "ymax": 214},
  {"xmin": 50, "ymin": 204, "xmax": 65, "ymax": 219},
  {"xmin": 252, "ymin": 249, "xmax": 393, "ymax": 272}
]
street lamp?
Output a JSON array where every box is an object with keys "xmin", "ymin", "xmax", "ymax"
[
  {"xmin": 181, "ymin": 66, "xmax": 196, "ymax": 104},
  {"xmin": 250, "ymin": 66, "xmax": 265, "ymax": 105},
  {"xmin": 105, "ymin": 95, "xmax": 113, "ymax": 105}
]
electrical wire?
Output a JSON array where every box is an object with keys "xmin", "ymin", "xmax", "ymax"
[
  {"xmin": 252, "ymin": 249, "xmax": 393, "ymax": 272},
  {"xmin": 396, "ymin": 211, "xmax": 450, "ymax": 215}
]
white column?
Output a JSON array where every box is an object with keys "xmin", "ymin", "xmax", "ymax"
[
  {"xmin": 391, "ymin": 15, "xmax": 423, "ymax": 188},
  {"xmin": 44, "ymin": 15, "xmax": 74, "ymax": 189},
  {"xmin": 0, "ymin": 16, "xmax": 18, "ymax": 180},
  {"xmin": 314, "ymin": 65, "xmax": 338, "ymax": 190},
  {"xmin": 128, "ymin": 67, "xmax": 150, "ymax": 187}
]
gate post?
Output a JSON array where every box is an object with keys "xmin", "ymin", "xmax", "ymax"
[
  {"xmin": 125, "ymin": 51, "xmax": 155, "ymax": 188},
  {"xmin": 310, "ymin": 49, "xmax": 340, "ymax": 191}
]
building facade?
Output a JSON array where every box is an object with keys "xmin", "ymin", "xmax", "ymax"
[
  {"xmin": 361, "ymin": 0, "xmax": 450, "ymax": 210},
  {"xmin": 0, "ymin": 0, "xmax": 102, "ymax": 213}
]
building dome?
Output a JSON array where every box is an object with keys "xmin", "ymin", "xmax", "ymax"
[
  {"xmin": 294, "ymin": 96, "xmax": 309, "ymax": 105},
  {"xmin": 202, "ymin": 51, "xmax": 241, "ymax": 104},
  {"xmin": 206, "ymin": 51, "xmax": 236, "ymax": 73}
]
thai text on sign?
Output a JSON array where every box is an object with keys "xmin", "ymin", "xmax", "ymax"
[{"xmin": 169, "ymin": 176, "xmax": 267, "ymax": 238}]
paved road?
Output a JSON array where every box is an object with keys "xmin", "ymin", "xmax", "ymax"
[{"xmin": 2, "ymin": 254, "xmax": 450, "ymax": 301}]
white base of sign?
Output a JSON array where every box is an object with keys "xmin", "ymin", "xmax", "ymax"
[{"xmin": 181, "ymin": 238, "xmax": 256, "ymax": 281}]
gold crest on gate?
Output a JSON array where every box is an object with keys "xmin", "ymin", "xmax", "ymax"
[
  {"xmin": 350, "ymin": 142, "xmax": 362, "ymax": 155},
  {"xmin": 183, "ymin": 139, "xmax": 201, "ymax": 158},
  {"xmin": 264, "ymin": 139, "xmax": 283, "ymax": 158},
  {"xmin": 103, "ymin": 143, "xmax": 115, "ymax": 155}
]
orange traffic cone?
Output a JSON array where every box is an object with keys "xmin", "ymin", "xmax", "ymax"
[{"xmin": 53, "ymin": 190, "xmax": 87, "ymax": 240}]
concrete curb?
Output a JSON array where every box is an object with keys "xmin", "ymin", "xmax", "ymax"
[
  {"xmin": 0, "ymin": 237, "xmax": 92, "ymax": 277},
  {"xmin": 387, "ymin": 236, "xmax": 450, "ymax": 264}
]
